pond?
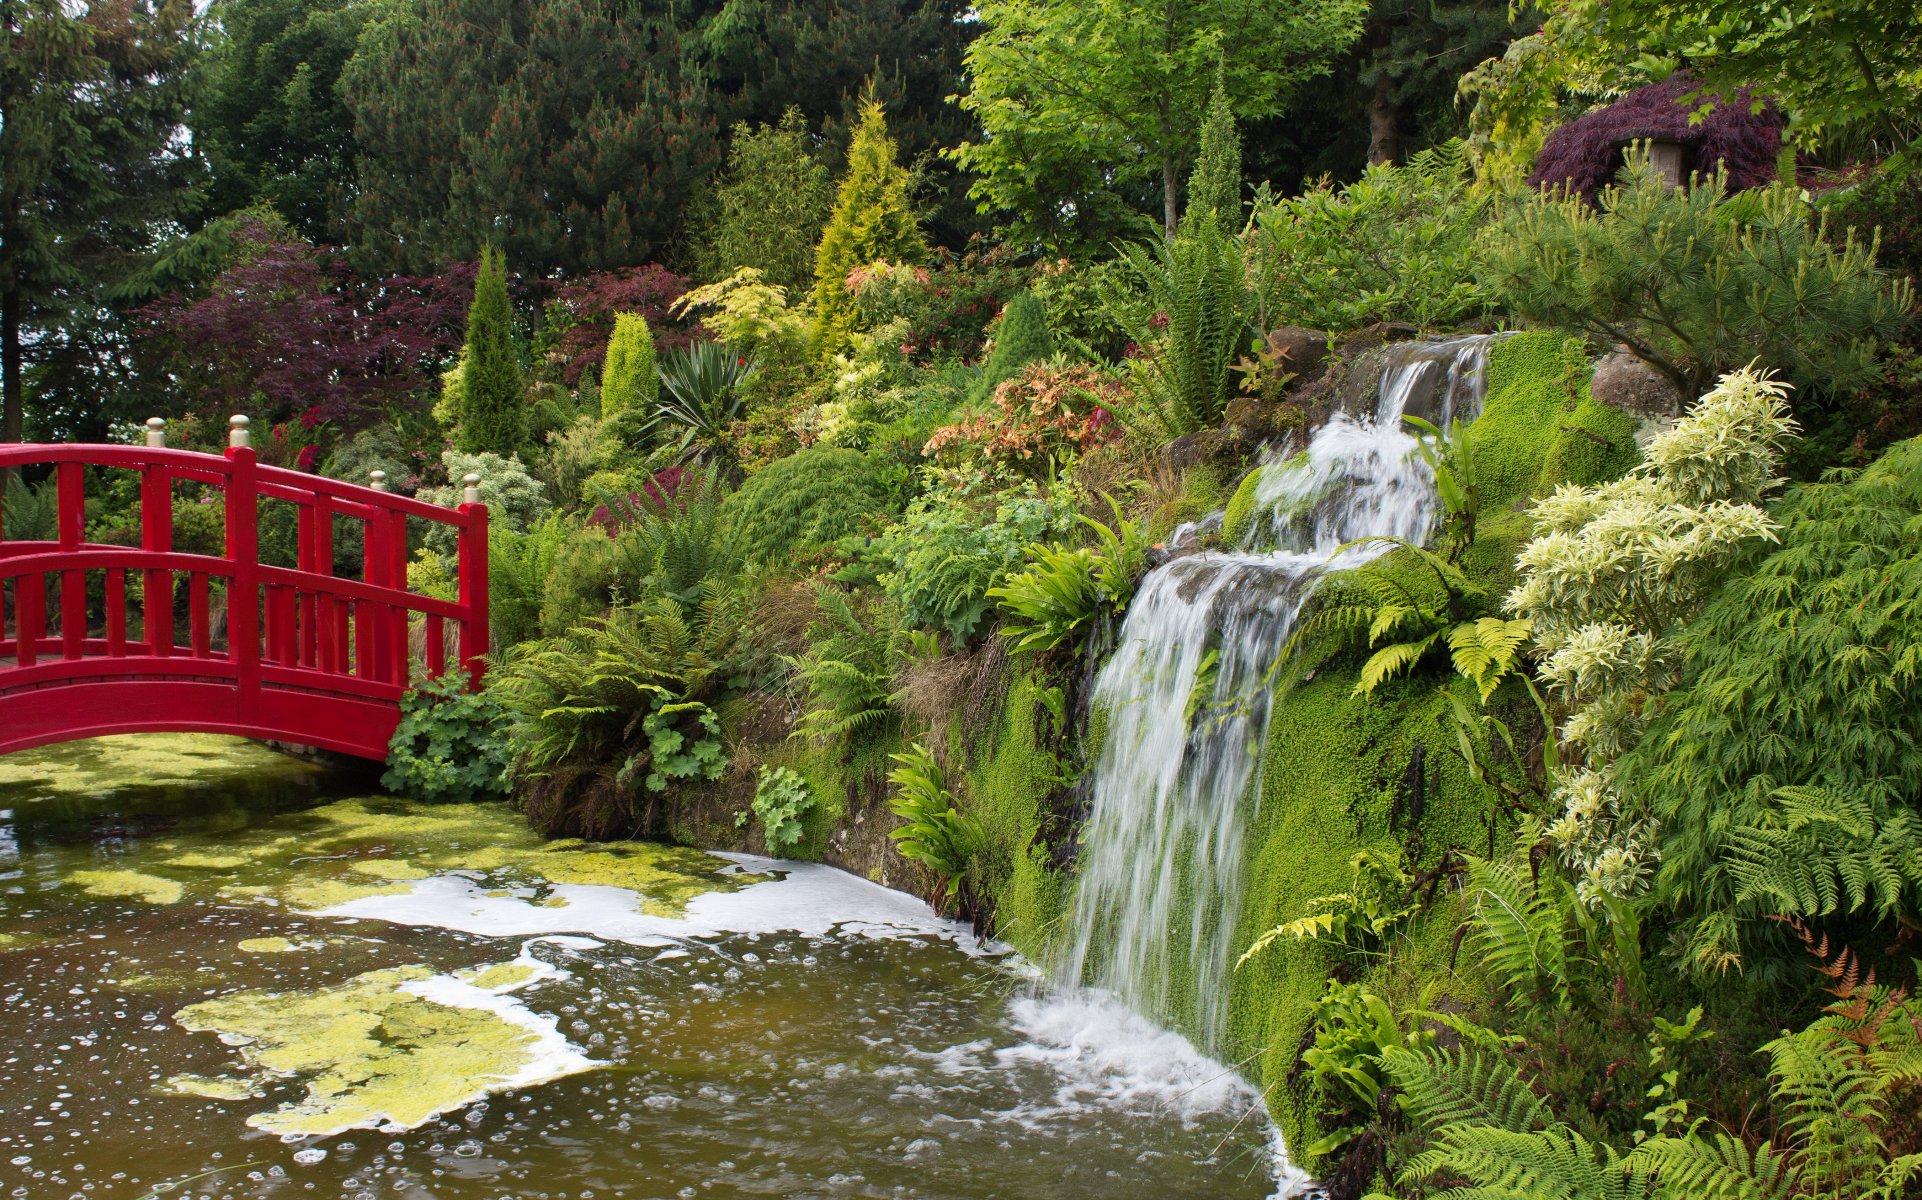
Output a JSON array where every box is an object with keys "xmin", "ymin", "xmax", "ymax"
[{"xmin": 0, "ymin": 737, "xmax": 1290, "ymax": 1199}]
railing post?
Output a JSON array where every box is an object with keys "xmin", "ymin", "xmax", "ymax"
[
  {"xmin": 456, "ymin": 473, "xmax": 488, "ymax": 688},
  {"xmin": 141, "ymin": 453, "xmax": 173, "ymax": 657},
  {"xmin": 57, "ymin": 461, "xmax": 84, "ymax": 659},
  {"xmin": 225, "ymin": 417, "xmax": 260, "ymax": 704}
]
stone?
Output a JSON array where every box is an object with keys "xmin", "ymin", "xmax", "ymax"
[
  {"xmin": 1158, "ymin": 428, "xmax": 1241, "ymax": 472},
  {"xmin": 1590, "ymin": 346, "xmax": 1684, "ymax": 416},
  {"xmin": 1262, "ymin": 326, "xmax": 1331, "ymax": 377},
  {"xmin": 1222, "ymin": 397, "xmax": 1307, "ymax": 443}
]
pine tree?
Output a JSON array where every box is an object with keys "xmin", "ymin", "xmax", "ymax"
[
  {"xmin": 456, "ymin": 247, "xmax": 525, "ymax": 454},
  {"xmin": 973, "ymin": 292, "xmax": 1055, "ymax": 401},
  {"xmin": 599, "ymin": 312, "xmax": 659, "ymax": 417},
  {"xmin": 809, "ymin": 98, "xmax": 928, "ymax": 360},
  {"xmin": 1182, "ymin": 72, "xmax": 1243, "ymax": 236},
  {"xmin": 0, "ymin": 0, "xmax": 194, "ymax": 464}
]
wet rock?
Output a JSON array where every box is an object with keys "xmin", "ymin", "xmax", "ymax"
[
  {"xmin": 1591, "ymin": 345, "xmax": 1684, "ymax": 416},
  {"xmin": 1334, "ymin": 320, "xmax": 1421, "ymax": 360},
  {"xmin": 1158, "ymin": 428, "xmax": 1242, "ymax": 472},
  {"xmin": 1262, "ymin": 326, "xmax": 1331, "ymax": 378},
  {"xmin": 1221, "ymin": 397, "xmax": 1307, "ymax": 444}
]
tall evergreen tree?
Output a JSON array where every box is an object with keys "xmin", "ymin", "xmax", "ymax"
[
  {"xmin": 809, "ymin": 99, "xmax": 927, "ymax": 361},
  {"xmin": 456, "ymin": 247, "xmax": 525, "ymax": 454},
  {"xmin": 190, "ymin": 0, "xmax": 371, "ymax": 240},
  {"xmin": 599, "ymin": 313, "xmax": 658, "ymax": 417},
  {"xmin": 1183, "ymin": 73, "xmax": 1243, "ymax": 236},
  {"xmin": 0, "ymin": 0, "xmax": 194, "ymax": 457}
]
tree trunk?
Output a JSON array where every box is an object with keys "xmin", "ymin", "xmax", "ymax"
[
  {"xmin": 1366, "ymin": 73, "xmax": 1399, "ymax": 166},
  {"xmin": 1162, "ymin": 153, "xmax": 1179, "ymax": 242}
]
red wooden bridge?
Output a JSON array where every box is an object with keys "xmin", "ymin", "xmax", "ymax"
[{"xmin": 0, "ymin": 418, "xmax": 488, "ymax": 760}]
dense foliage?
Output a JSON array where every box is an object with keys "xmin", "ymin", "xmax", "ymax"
[
  {"xmin": 1528, "ymin": 76, "xmax": 1784, "ymax": 203},
  {"xmin": 382, "ymin": 673, "xmax": 513, "ymax": 803}
]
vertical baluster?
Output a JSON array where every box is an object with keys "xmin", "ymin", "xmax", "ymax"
[
  {"xmin": 456, "ymin": 474, "xmax": 489, "ymax": 687},
  {"xmin": 106, "ymin": 570, "xmax": 126, "ymax": 656},
  {"xmin": 359, "ymin": 506, "xmax": 383, "ymax": 683},
  {"xmin": 224, "ymin": 420, "xmax": 261, "ymax": 702},
  {"xmin": 189, "ymin": 573, "xmax": 211, "ymax": 658},
  {"xmin": 16, "ymin": 573, "xmax": 42, "ymax": 667},
  {"xmin": 271, "ymin": 585, "xmax": 297, "ymax": 666},
  {"xmin": 58, "ymin": 461, "xmax": 85, "ymax": 659},
  {"xmin": 311, "ymin": 497, "xmax": 337, "ymax": 673},
  {"xmin": 296, "ymin": 503, "xmax": 317, "ymax": 669},
  {"xmin": 386, "ymin": 510, "xmax": 409, "ymax": 686},
  {"xmin": 142, "ymin": 462, "xmax": 173, "ymax": 656}
]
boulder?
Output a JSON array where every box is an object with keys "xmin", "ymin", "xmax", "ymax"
[
  {"xmin": 1590, "ymin": 346, "xmax": 1684, "ymax": 416},
  {"xmin": 1333, "ymin": 321, "xmax": 1420, "ymax": 360},
  {"xmin": 1222, "ymin": 397, "xmax": 1307, "ymax": 444},
  {"xmin": 1263, "ymin": 326, "xmax": 1331, "ymax": 378},
  {"xmin": 1158, "ymin": 428, "xmax": 1241, "ymax": 472}
]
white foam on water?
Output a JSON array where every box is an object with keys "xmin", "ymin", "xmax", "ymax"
[{"xmin": 320, "ymin": 855, "xmax": 984, "ymax": 950}]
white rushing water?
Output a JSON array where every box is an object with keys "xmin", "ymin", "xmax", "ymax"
[{"xmin": 1056, "ymin": 335, "xmax": 1497, "ymax": 1053}]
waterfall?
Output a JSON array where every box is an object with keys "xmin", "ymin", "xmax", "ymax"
[{"xmin": 1056, "ymin": 335, "xmax": 1497, "ymax": 1052}]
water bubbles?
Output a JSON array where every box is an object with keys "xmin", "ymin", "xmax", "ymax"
[
  {"xmin": 290, "ymin": 1148, "xmax": 327, "ymax": 1165},
  {"xmin": 452, "ymin": 1140, "xmax": 483, "ymax": 1158}
]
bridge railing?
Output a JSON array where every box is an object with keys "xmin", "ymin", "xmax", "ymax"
[{"xmin": 0, "ymin": 417, "xmax": 489, "ymax": 714}]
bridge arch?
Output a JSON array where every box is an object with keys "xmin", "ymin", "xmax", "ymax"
[{"xmin": 0, "ymin": 418, "xmax": 488, "ymax": 760}]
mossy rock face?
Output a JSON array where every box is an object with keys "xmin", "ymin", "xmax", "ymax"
[
  {"xmin": 958, "ymin": 670, "xmax": 1070, "ymax": 960},
  {"xmin": 1467, "ymin": 331, "xmax": 1641, "ymax": 513},
  {"xmin": 1222, "ymin": 466, "xmax": 1266, "ymax": 547}
]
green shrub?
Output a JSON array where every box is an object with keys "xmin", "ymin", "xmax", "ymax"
[
  {"xmin": 1, "ymin": 474, "xmax": 57, "ymax": 541},
  {"xmin": 745, "ymin": 766, "xmax": 814, "ymax": 856},
  {"xmin": 1097, "ymin": 223, "xmax": 1255, "ymax": 439},
  {"xmin": 690, "ymin": 107, "xmax": 833, "ymax": 295},
  {"xmin": 1249, "ymin": 140, "xmax": 1489, "ymax": 333},
  {"xmin": 1626, "ymin": 434, "xmax": 1922, "ymax": 974},
  {"xmin": 537, "ymin": 524, "xmax": 621, "ymax": 637},
  {"xmin": 600, "ymin": 312, "xmax": 659, "ymax": 417},
  {"xmin": 382, "ymin": 673, "xmax": 512, "ymax": 804},
  {"xmin": 972, "ymin": 292, "xmax": 1055, "ymax": 402},
  {"xmin": 456, "ymin": 245, "xmax": 526, "ymax": 454},
  {"xmin": 784, "ymin": 585, "xmax": 898, "ymax": 744},
  {"xmin": 1478, "ymin": 155, "xmax": 1912, "ymax": 396},
  {"xmin": 418, "ymin": 450, "xmax": 553, "ymax": 563},
  {"xmin": 873, "ymin": 478, "xmax": 1079, "ymax": 643},
  {"xmin": 488, "ymin": 513, "xmax": 573, "ymax": 649},
  {"xmin": 726, "ymin": 447, "xmax": 894, "ymax": 565}
]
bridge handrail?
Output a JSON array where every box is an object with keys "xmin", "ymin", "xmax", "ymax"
[
  {"xmin": 0, "ymin": 442, "xmax": 470, "ymax": 526},
  {"xmin": 0, "ymin": 419, "xmax": 489, "ymax": 704}
]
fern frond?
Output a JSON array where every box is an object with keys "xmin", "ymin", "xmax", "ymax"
[{"xmin": 1378, "ymin": 1044, "xmax": 1550, "ymax": 1135}]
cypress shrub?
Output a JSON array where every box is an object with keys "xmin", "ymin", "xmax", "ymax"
[
  {"xmin": 810, "ymin": 98, "xmax": 927, "ymax": 361},
  {"xmin": 600, "ymin": 312, "xmax": 659, "ymax": 417},
  {"xmin": 725, "ymin": 447, "xmax": 895, "ymax": 564},
  {"xmin": 972, "ymin": 292, "xmax": 1054, "ymax": 402},
  {"xmin": 457, "ymin": 246, "xmax": 526, "ymax": 454},
  {"xmin": 1182, "ymin": 73, "xmax": 1242, "ymax": 236}
]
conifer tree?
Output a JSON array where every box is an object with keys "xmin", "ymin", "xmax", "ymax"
[
  {"xmin": 1182, "ymin": 74, "xmax": 1243, "ymax": 236},
  {"xmin": 599, "ymin": 313, "xmax": 659, "ymax": 417},
  {"xmin": 692, "ymin": 109, "xmax": 834, "ymax": 293},
  {"xmin": 973, "ymin": 292, "xmax": 1054, "ymax": 401},
  {"xmin": 809, "ymin": 98, "xmax": 928, "ymax": 360},
  {"xmin": 1, "ymin": 0, "xmax": 193, "ymax": 462},
  {"xmin": 456, "ymin": 247, "xmax": 525, "ymax": 454}
]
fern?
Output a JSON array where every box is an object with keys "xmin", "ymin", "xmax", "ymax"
[
  {"xmin": 885, "ymin": 741, "xmax": 982, "ymax": 911},
  {"xmin": 1380, "ymin": 1043, "xmax": 1553, "ymax": 1136},
  {"xmin": 1463, "ymin": 854, "xmax": 1578, "ymax": 1012},
  {"xmin": 1725, "ymin": 786, "xmax": 1922, "ymax": 923},
  {"xmin": 784, "ymin": 585, "xmax": 898, "ymax": 744}
]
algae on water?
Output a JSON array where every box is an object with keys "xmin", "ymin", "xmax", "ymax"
[
  {"xmin": 171, "ymin": 961, "xmax": 591, "ymax": 1137},
  {"xmin": 69, "ymin": 869, "xmax": 186, "ymax": 905}
]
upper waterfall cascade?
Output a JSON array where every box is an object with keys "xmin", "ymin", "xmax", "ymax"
[{"xmin": 1056, "ymin": 334, "xmax": 1499, "ymax": 1051}]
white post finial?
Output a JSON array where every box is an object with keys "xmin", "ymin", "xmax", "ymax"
[
  {"xmin": 228, "ymin": 414, "xmax": 251, "ymax": 449},
  {"xmin": 145, "ymin": 417, "xmax": 167, "ymax": 448},
  {"xmin": 369, "ymin": 469, "xmax": 388, "ymax": 492},
  {"xmin": 461, "ymin": 473, "xmax": 482, "ymax": 505}
]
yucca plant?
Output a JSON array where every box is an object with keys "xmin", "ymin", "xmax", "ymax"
[{"xmin": 651, "ymin": 341, "xmax": 756, "ymax": 454}]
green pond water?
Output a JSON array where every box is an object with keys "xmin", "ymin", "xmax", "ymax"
[{"xmin": 0, "ymin": 736, "xmax": 1286, "ymax": 1199}]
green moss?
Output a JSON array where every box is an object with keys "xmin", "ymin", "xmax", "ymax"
[
  {"xmin": 1222, "ymin": 466, "xmax": 1266, "ymax": 546},
  {"xmin": 958, "ymin": 671, "xmax": 1069, "ymax": 959},
  {"xmin": 1467, "ymin": 331, "xmax": 1641, "ymax": 515},
  {"xmin": 1148, "ymin": 465, "xmax": 1229, "ymax": 543},
  {"xmin": 236, "ymin": 937, "xmax": 298, "ymax": 953}
]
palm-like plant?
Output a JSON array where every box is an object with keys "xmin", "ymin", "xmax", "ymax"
[{"xmin": 651, "ymin": 341, "xmax": 757, "ymax": 454}]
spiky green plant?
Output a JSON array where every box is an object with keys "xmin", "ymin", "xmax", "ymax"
[
  {"xmin": 1096, "ymin": 222, "xmax": 1254, "ymax": 439},
  {"xmin": 651, "ymin": 341, "xmax": 756, "ymax": 455},
  {"xmin": 989, "ymin": 495, "xmax": 1149, "ymax": 658},
  {"xmin": 886, "ymin": 740, "xmax": 982, "ymax": 910}
]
